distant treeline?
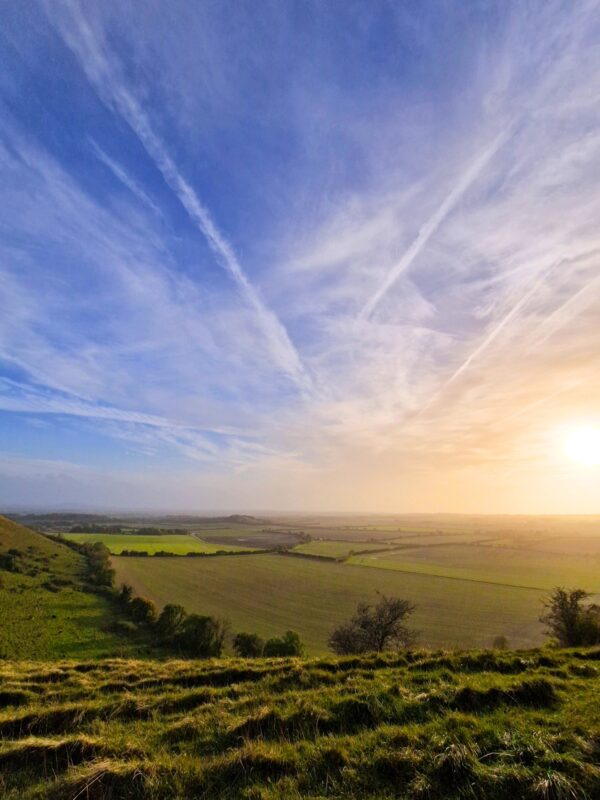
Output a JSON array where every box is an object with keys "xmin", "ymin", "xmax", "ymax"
[
  {"xmin": 69, "ymin": 525, "xmax": 189, "ymax": 535},
  {"xmin": 118, "ymin": 548, "xmax": 278, "ymax": 558}
]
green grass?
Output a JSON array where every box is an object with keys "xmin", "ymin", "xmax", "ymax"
[
  {"xmin": 349, "ymin": 543, "xmax": 600, "ymax": 592},
  {"xmin": 61, "ymin": 533, "xmax": 254, "ymax": 555},
  {"xmin": 113, "ymin": 554, "xmax": 545, "ymax": 653},
  {"xmin": 0, "ymin": 516, "xmax": 150, "ymax": 659},
  {"xmin": 0, "ymin": 647, "xmax": 598, "ymax": 799},
  {"xmin": 291, "ymin": 540, "xmax": 386, "ymax": 558}
]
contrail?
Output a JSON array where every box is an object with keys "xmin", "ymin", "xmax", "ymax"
[
  {"xmin": 359, "ymin": 128, "xmax": 510, "ymax": 321},
  {"xmin": 89, "ymin": 139, "xmax": 163, "ymax": 218},
  {"xmin": 52, "ymin": 1, "xmax": 310, "ymax": 390},
  {"xmin": 444, "ymin": 251, "xmax": 600, "ymax": 391}
]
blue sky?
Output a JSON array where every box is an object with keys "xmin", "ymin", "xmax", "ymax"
[{"xmin": 1, "ymin": 1, "xmax": 599, "ymax": 512}]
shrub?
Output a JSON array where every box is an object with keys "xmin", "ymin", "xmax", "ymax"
[
  {"xmin": 264, "ymin": 630, "xmax": 304, "ymax": 657},
  {"xmin": 156, "ymin": 604, "xmax": 188, "ymax": 644},
  {"xmin": 129, "ymin": 596, "xmax": 157, "ymax": 625},
  {"xmin": 118, "ymin": 583, "xmax": 133, "ymax": 606},
  {"xmin": 233, "ymin": 632, "xmax": 265, "ymax": 658},
  {"xmin": 177, "ymin": 614, "xmax": 228, "ymax": 657}
]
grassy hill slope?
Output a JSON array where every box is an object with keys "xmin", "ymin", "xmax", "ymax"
[
  {"xmin": 0, "ymin": 648, "xmax": 598, "ymax": 799},
  {"xmin": 0, "ymin": 516, "xmax": 148, "ymax": 659}
]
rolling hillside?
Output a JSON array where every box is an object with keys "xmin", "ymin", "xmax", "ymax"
[{"xmin": 0, "ymin": 516, "xmax": 148, "ymax": 659}]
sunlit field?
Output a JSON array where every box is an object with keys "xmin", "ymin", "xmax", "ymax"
[{"xmin": 61, "ymin": 532, "xmax": 253, "ymax": 555}]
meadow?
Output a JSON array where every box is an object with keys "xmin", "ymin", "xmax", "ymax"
[
  {"xmin": 62, "ymin": 532, "xmax": 253, "ymax": 555},
  {"xmin": 349, "ymin": 543, "xmax": 600, "ymax": 592},
  {"xmin": 0, "ymin": 648, "xmax": 599, "ymax": 799},
  {"xmin": 113, "ymin": 554, "xmax": 545, "ymax": 653},
  {"xmin": 291, "ymin": 540, "xmax": 387, "ymax": 558}
]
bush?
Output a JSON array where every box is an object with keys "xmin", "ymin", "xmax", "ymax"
[
  {"xmin": 129, "ymin": 596, "xmax": 157, "ymax": 625},
  {"xmin": 156, "ymin": 604, "xmax": 188, "ymax": 644},
  {"xmin": 233, "ymin": 632, "xmax": 265, "ymax": 658},
  {"xmin": 117, "ymin": 583, "xmax": 133, "ymax": 606},
  {"xmin": 264, "ymin": 630, "xmax": 304, "ymax": 657},
  {"xmin": 176, "ymin": 614, "xmax": 228, "ymax": 657}
]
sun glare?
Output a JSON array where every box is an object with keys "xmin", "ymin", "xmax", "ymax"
[{"xmin": 564, "ymin": 426, "xmax": 600, "ymax": 467}]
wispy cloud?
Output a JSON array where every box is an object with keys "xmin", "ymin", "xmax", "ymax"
[
  {"xmin": 48, "ymin": 0, "xmax": 310, "ymax": 390},
  {"xmin": 1, "ymin": 0, "xmax": 599, "ymax": 512},
  {"xmin": 89, "ymin": 139, "xmax": 163, "ymax": 217},
  {"xmin": 358, "ymin": 128, "xmax": 511, "ymax": 321}
]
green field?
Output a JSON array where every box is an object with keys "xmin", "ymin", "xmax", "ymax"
[
  {"xmin": 62, "ymin": 532, "xmax": 253, "ymax": 555},
  {"xmin": 292, "ymin": 540, "xmax": 387, "ymax": 558},
  {"xmin": 1, "ymin": 648, "xmax": 599, "ymax": 799},
  {"xmin": 113, "ymin": 553, "xmax": 545, "ymax": 653},
  {"xmin": 349, "ymin": 543, "xmax": 600, "ymax": 592},
  {"xmin": 0, "ymin": 517, "xmax": 148, "ymax": 659}
]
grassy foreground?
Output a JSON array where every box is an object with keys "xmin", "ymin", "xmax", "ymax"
[{"xmin": 0, "ymin": 648, "xmax": 598, "ymax": 799}]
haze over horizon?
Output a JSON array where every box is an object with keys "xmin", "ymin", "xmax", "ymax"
[{"xmin": 1, "ymin": 1, "xmax": 599, "ymax": 514}]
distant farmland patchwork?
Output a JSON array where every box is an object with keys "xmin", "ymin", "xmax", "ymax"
[{"xmin": 28, "ymin": 514, "xmax": 600, "ymax": 655}]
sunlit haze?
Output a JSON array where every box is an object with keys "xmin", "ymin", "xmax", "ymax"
[{"xmin": 1, "ymin": 1, "xmax": 599, "ymax": 513}]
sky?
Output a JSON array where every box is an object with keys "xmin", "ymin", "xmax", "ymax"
[{"xmin": 0, "ymin": 0, "xmax": 599, "ymax": 513}]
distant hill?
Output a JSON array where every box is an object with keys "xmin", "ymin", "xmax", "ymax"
[
  {"xmin": 0, "ymin": 515, "xmax": 148, "ymax": 659},
  {"xmin": 6, "ymin": 512, "xmax": 267, "ymax": 530},
  {"xmin": 0, "ymin": 647, "xmax": 598, "ymax": 799}
]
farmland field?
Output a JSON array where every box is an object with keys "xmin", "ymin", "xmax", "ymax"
[
  {"xmin": 348, "ymin": 543, "xmax": 600, "ymax": 592},
  {"xmin": 62, "ymin": 532, "xmax": 253, "ymax": 555},
  {"xmin": 113, "ymin": 553, "xmax": 544, "ymax": 653},
  {"xmin": 291, "ymin": 540, "xmax": 388, "ymax": 558},
  {"xmin": 197, "ymin": 528, "xmax": 302, "ymax": 548}
]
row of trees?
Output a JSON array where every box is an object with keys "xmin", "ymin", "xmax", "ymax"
[
  {"xmin": 117, "ymin": 587, "xmax": 228, "ymax": 657},
  {"xmin": 117, "ymin": 584, "xmax": 305, "ymax": 658},
  {"xmin": 68, "ymin": 525, "xmax": 188, "ymax": 534}
]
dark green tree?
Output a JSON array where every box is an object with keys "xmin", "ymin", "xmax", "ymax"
[
  {"xmin": 329, "ymin": 595, "xmax": 417, "ymax": 655},
  {"xmin": 118, "ymin": 583, "xmax": 133, "ymax": 606},
  {"xmin": 263, "ymin": 630, "xmax": 304, "ymax": 657},
  {"xmin": 156, "ymin": 604, "xmax": 187, "ymax": 644},
  {"xmin": 177, "ymin": 614, "xmax": 228, "ymax": 657},
  {"xmin": 540, "ymin": 588, "xmax": 600, "ymax": 646},
  {"xmin": 129, "ymin": 596, "xmax": 157, "ymax": 625},
  {"xmin": 232, "ymin": 632, "xmax": 265, "ymax": 658}
]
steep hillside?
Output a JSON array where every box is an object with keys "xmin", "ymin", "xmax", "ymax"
[
  {"xmin": 0, "ymin": 516, "xmax": 148, "ymax": 659},
  {"xmin": 0, "ymin": 648, "xmax": 598, "ymax": 799}
]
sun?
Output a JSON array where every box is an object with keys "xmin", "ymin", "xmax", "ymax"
[{"xmin": 564, "ymin": 426, "xmax": 600, "ymax": 467}]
